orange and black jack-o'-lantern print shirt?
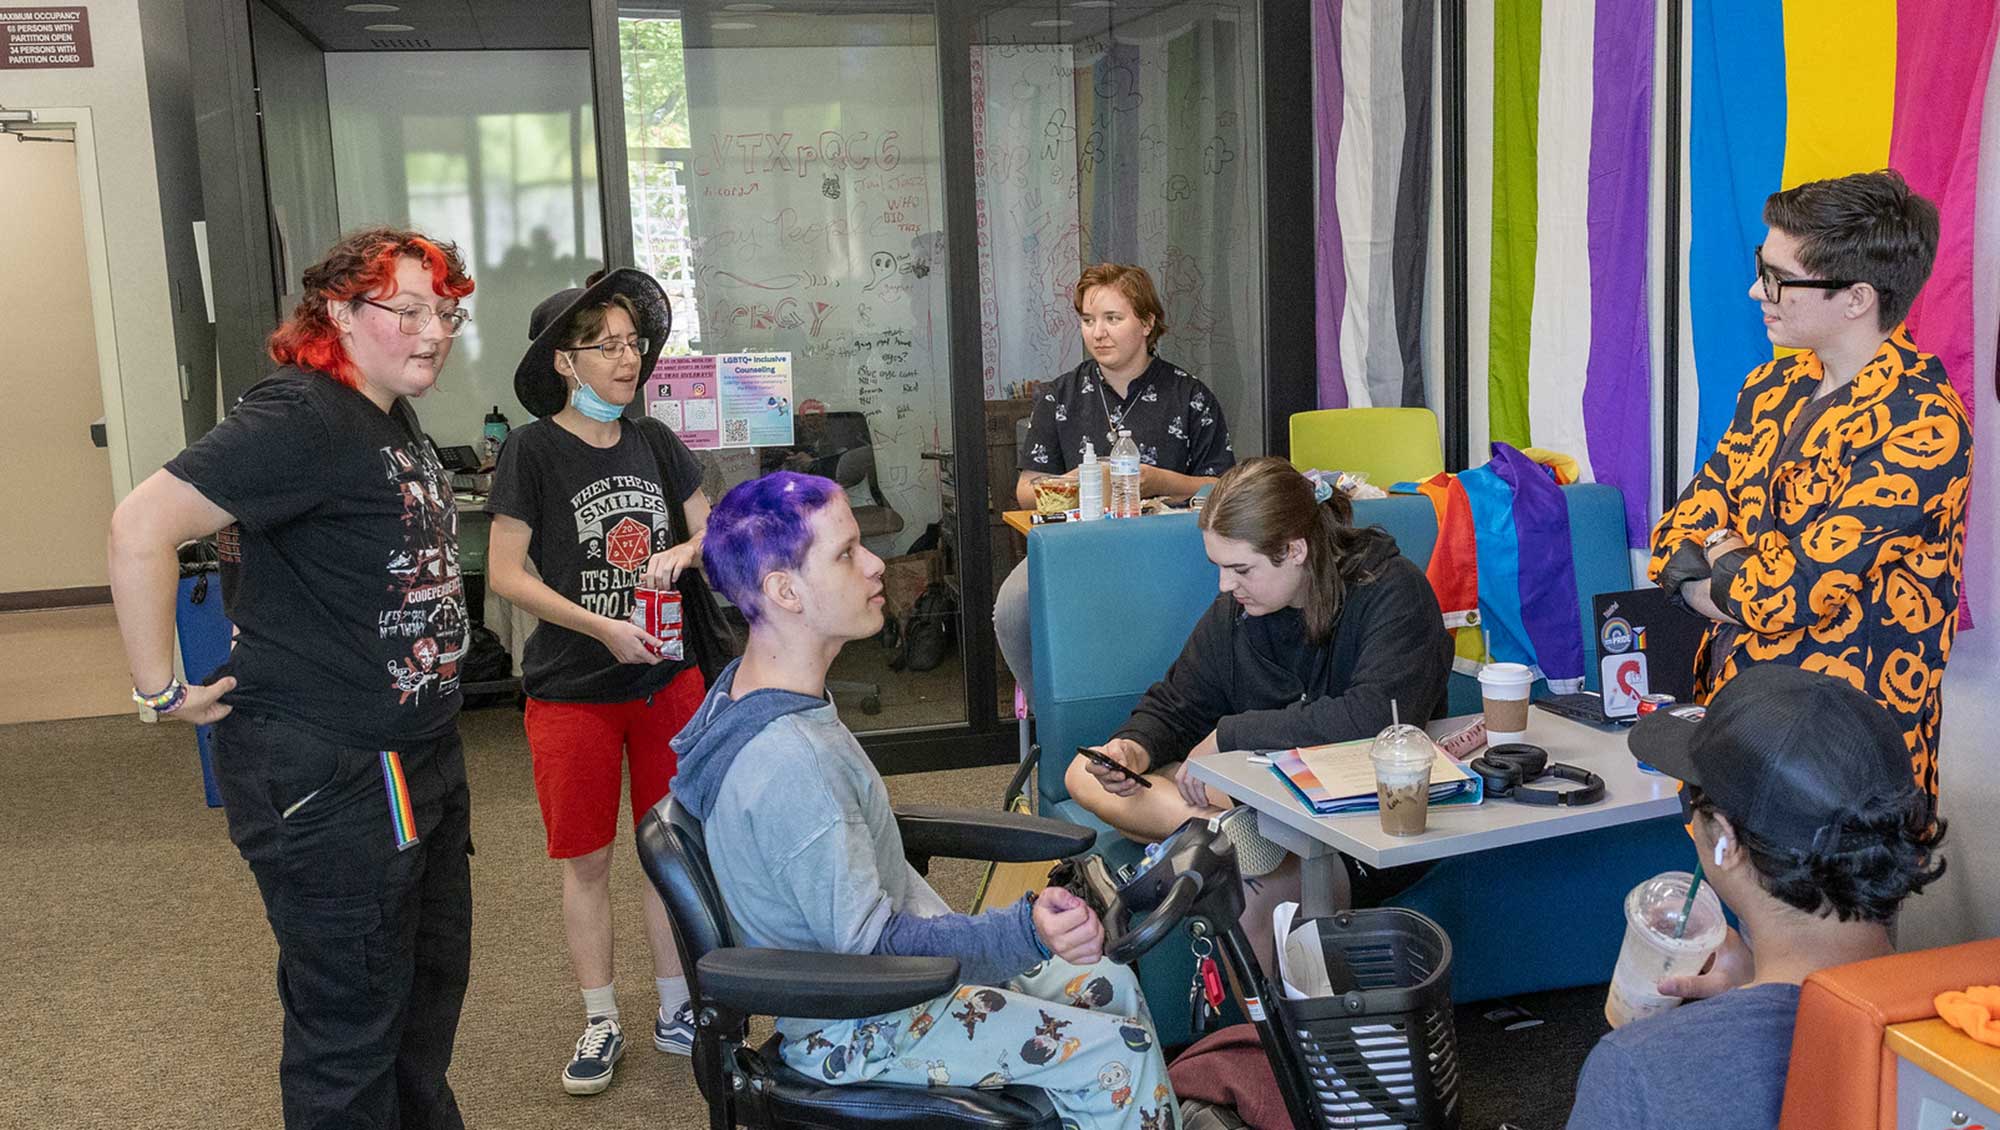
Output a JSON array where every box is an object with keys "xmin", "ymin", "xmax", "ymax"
[{"xmin": 1650, "ymin": 326, "xmax": 1970, "ymax": 799}]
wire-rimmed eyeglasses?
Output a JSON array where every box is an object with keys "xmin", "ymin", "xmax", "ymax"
[
  {"xmin": 562, "ymin": 336, "xmax": 651, "ymax": 361},
  {"xmin": 358, "ymin": 297, "xmax": 472, "ymax": 337}
]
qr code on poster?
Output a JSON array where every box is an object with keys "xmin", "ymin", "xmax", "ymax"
[{"xmin": 723, "ymin": 418, "xmax": 750, "ymax": 446}]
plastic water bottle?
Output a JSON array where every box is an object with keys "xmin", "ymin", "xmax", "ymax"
[
  {"xmin": 1077, "ymin": 441, "xmax": 1104, "ymax": 521},
  {"xmin": 1109, "ymin": 429, "xmax": 1142, "ymax": 518},
  {"xmin": 482, "ymin": 405, "xmax": 510, "ymax": 465}
]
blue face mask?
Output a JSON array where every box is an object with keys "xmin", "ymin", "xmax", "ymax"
[{"xmin": 569, "ymin": 381, "xmax": 624, "ymax": 422}]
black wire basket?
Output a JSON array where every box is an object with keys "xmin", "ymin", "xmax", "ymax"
[{"xmin": 1274, "ymin": 908, "xmax": 1460, "ymax": 1129}]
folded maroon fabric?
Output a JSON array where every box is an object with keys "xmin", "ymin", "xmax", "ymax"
[{"xmin": 1168, "ymin": 1024, "xmax": 1291, "ymax": 1130}]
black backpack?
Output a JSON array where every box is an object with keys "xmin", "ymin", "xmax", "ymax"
[{"xmin": 888, "ymin": 584, "xmax": 958, "ymax": 674}]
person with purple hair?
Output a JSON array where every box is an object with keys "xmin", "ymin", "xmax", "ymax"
[{"xmin": 669, "ymin": 472, "xmax": 1177, "ymax": 1130}]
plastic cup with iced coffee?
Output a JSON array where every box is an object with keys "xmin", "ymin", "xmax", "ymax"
[
  {"xmin": 1478, "ymin": 661, "xmax": 1536, "ymax": 744},
  {"xmin": 1603, "ymin": 870, "xmax": 1726, "ymax": 1027},
  {"xmin": 1370, "ymin": 722, "xmax": 1437, "ymax": 836}
]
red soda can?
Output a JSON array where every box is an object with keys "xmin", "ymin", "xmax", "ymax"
[
  {"xmin": 1633, "ymin": 693, "xmax": 1676, "ymax": 774},
  {"xmin": 630, "ymin": 587, "xmax": 685, "ymax": 660}
]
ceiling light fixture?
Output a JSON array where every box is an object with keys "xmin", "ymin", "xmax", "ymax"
[
  {"xmin": 1031, "ymin": 18, "xmax": 1074, "ymax": 27},
  {"xmin": 722, "ymin": 2, "xmax": 774, "ymax": 10},
  {"xmin": 364, "ymin": 22, "xmax": 416, "ymax": 31},
  {"xmin": 344, "ymin": 3, "xmax": 400, "ymax": 11},
  {"xmin": 712, "ymin": 21, "xmax": 758, "ymax": 30}
]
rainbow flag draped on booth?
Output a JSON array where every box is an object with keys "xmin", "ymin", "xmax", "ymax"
[{"xmin": 1410, "ymin": 445, "xmax": 1586, "ymax": 691}]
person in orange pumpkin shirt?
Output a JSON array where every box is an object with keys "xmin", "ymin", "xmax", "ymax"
[{"xmin": 1650, "ymin": 170, "xmax": 1971, "ymax": 804}]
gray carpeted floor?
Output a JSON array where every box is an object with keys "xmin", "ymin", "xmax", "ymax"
[
  {"xmin": 0, "ymin": 705, "xmax": 1603, "ymax": 1130},
  {"xmin": 0, "ymin": 706, "xmax": 1007, "ymax": 1129}
]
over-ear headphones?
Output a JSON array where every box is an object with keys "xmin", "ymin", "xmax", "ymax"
[{"xmin": 1469, "ymin": 743, "xmax": 1606, "ymax": 807}]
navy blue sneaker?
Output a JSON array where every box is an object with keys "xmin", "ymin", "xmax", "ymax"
[
  {"xmin": 563, "ymin": 1016, "xmax": 625, "ymax": 1095},
  {"xmin": 654, "ymin": 1002, "xmax": 695, "ymax": 1055}
]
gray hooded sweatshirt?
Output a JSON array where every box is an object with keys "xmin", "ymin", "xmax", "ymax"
[{"xmin": 670, "ymin": 659, "xmax": 1043, "ymax": 1020}]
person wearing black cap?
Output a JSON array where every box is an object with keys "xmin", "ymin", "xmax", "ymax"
[
  {"xmin": 1566, "ymin": 665, "xmax": 1946, "ymax": 1130},
  {"xmin": 485, "ymin": 268, "xmax": 710, "ymax": 1095}
]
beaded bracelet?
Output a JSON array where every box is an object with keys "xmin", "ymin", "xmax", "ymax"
[{"xmin": 133, "ymin": 678, "xmax": 188, "ymax": 714}]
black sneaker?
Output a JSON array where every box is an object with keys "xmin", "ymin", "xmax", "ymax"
[
  {"xmin": 562, "ymin": 1016, "xmax": 625, "ymax": 1096},
  {"xmin": 654, "ymin": 1002, "xmax": 695, "ymax": 1055}
]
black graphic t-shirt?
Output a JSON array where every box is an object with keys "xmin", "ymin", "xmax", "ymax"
[
  {"xmin": 166, "ymin": 368, "xmax": 466, "ymax": 747},
  {"xmin": 487, "ymin": 417, "xmax": 704, "ymax": 703},
  {"xmin": 1017, "ymin": 356, "xmax": 1235, "ymax": 479}
]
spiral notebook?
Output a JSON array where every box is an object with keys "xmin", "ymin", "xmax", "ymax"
[{"xmin": 1270, "ymin": 739, "xmax": 1482, "ymax": 817}]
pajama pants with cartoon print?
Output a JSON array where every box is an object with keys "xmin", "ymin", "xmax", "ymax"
[{"xmin": 778, "ymin": 956, "xmax": 1179, "ymax": 1130}]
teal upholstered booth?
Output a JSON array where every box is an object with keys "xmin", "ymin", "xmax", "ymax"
[{"xmin": 1026, "ymin": 485, "xmax": 1692, "ymax": 1023}]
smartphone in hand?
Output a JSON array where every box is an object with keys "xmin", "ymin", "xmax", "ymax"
[{"xmin": 1076, "ymin": 745, "xmax": 1152, "ymax": 788}]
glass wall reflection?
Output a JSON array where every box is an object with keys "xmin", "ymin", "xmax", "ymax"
[
  {"xmin": 326, "ymin": 49, "xmax": 604, "ymax": 450},
  {"xmin": 621, "ymin": 9, "xmax": 965, "ymax": 731}
]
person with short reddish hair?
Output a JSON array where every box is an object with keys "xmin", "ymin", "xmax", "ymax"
[
  {"xmin": 108, "ymin": 227, "xmax": 477, "ymax": 1127},
  {"xmin": 998, "ymin": 263, "xmax": 1236, "ymax": 707}
]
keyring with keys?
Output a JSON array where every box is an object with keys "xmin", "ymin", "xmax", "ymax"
[{"xmin": 1187, "ymin": 931, "xmax": 1225, "ymax": 1036}]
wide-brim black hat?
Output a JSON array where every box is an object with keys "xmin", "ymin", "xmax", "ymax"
[{"xmin": 513, "ymin": 267, "xmax": 673, "ymax": 418}]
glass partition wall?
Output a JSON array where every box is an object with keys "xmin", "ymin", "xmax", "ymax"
[
  {"xmin": 968, "ymin": 1, "xmax": 1267, "ymax": 442},
  {"xmin": 619, "ymin": 6, "xmax": 964, "ymax": 732},
  {"xmin": 966, "ymin": 0, "xmax": 1269, "ymax": 718},
  {"xmin": 326, "ymin": 49, "xmax": 605, "ymax": 446},
  {"xmin": 614, "ymin": 0, "xmax": 1270, "ymax": 741}
]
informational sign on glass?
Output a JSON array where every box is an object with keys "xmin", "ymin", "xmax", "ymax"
[{"xmin": 644, "ymin": 352, "xmax": 795, "ymax": 451}]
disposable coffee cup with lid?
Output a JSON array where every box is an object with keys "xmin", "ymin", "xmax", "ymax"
[{"xmin": 1478, "ymin": 662, "xmax": 1536, "ymax": 745}]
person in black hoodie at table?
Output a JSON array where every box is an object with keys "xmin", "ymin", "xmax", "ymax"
[{"xmin": 1064, "ymin": 457, "xmax": 1452, "ymax": 967}]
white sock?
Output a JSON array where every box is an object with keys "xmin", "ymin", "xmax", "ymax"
[
  {"xmin": 657, "ymin": 975, "xmax": 689, "ymax": 1018},
  {"xmin": 582, "ymin": 983, "xmax": 619, "ymax": 1024}
]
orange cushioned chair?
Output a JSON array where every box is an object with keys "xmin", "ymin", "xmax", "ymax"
[{"xmin": 1777, "ymin": 937, "xmax": 2000, "ymax": 1129}]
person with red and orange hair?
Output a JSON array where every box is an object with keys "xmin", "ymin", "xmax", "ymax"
[{"xmin": 108, "ymin": 227, "xmax": 478, "ymax": 1127}]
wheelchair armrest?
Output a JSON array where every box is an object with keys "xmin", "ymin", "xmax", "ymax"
[
  {"xmin": 698, "ymin": 947, "xmax": 962, "ymax": 1020},
  {"xmin": 895, "ymin": 805, "xmax": 1097, "ymax": 869}
]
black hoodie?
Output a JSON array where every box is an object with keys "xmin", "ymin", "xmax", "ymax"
[{"xmin": 1114, "ymin": 535, "xmax": 1453, "ymax": 765}]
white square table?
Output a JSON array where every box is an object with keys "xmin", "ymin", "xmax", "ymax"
[{"xmin": 1184, "ymin": 710, "xmax": 1685, "ymax": 916}]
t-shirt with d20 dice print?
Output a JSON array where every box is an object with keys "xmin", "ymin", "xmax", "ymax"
[
  {"xmin": 165, "ymin": 368, "xmax": 468, "ymax": 748},
  {"xmin": 488, "ymin": 416, "xmax": 704, "ymax": 703}
]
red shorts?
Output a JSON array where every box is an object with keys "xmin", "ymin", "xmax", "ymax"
[{"xmin": 524, "ymin": 666, "xmax": 706, "ymax": 859}]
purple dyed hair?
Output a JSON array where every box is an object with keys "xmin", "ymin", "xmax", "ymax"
[{"xmin": 703, "ymin": 471, "xmax": 844, "ymax": 625}]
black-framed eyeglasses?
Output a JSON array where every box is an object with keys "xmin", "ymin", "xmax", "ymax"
[
  {"xmin": 358, "ymin": 297, "xmax": 471, "ymax": 337},
  {"xmin": 562, "ymin": 336, "xmax": 650, "ymax": 361},
  {"xmin": 1754, "ymin": 245, "xmax": 1860, "ymax": 304}
]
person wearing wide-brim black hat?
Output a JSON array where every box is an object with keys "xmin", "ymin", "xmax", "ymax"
[
  {"xmin": 1565, "ymin": 665, "xmax": 1947, "ymax": 1130},
  {"xmin": 486, "ymin": 266, "xmax": 711, "ymax": 1094}
]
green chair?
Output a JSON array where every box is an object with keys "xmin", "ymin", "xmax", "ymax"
[{"xmin": 1288, "ymin": 407, "xmax": 1446, "ymax": 486}]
